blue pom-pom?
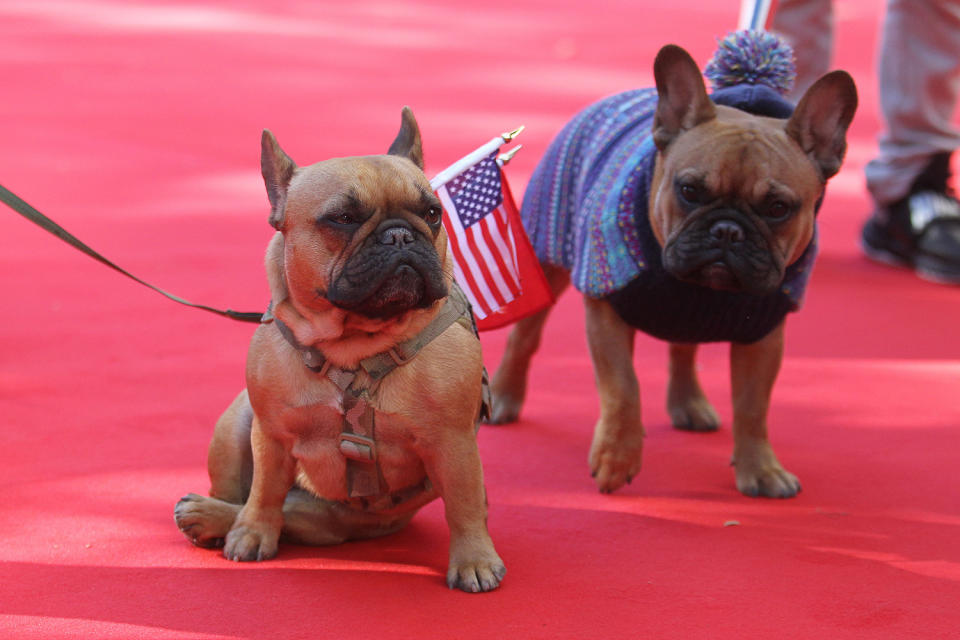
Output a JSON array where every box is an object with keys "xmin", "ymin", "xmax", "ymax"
[{"xmin": 704, "ymin": 30, "xmax": 796, "ymax": 95}]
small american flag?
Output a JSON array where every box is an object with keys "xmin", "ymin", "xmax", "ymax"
[{"xmin": 431, "ymin": 138, "xmax": 552, "ymax": 329}]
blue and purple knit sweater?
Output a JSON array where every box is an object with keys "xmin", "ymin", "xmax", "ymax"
[{"xmin": 520, "ymin": 85, "xmax": 817, "ymax": 344}]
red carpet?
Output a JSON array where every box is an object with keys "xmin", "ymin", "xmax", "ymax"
[{"xmin": 2, "ymin": 1, "xmax": 960, "ymax": 638}]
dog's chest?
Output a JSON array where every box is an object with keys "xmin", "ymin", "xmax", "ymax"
[{"xmin": 285, "ymin": 388, "xmax": 425, "ymax": 502}]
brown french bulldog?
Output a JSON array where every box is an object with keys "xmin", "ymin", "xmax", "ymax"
[
  {"xmin": 489, "ymin": 45, "xmax": 857, "ymax": 498},
  {"xmin": 175, "ymin": 108, "xmax": 505, "ymax": 592}
]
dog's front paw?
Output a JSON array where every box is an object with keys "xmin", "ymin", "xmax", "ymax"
[
  {"xmin": 733, "ymin": 442, "xmax": 801, "ymax": 498},
  {"xmin": 589, "ymin": 421, "xmax": 644, "ymax": 494},
  {"xmin": 223, "ymin": 520, "xmax": 281, "ymax": 562},
  {"xmin": 446, "ymin": 547, "xmax": 506, "ymax": 593}
]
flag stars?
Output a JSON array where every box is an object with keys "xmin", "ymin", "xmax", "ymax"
[{"xmin": 446, "ymin": 153, "xmax": 504, "ymax": 228}]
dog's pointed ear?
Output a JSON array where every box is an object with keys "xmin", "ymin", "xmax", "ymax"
[
  {"xmin": 261, "ymin": 129, "xmax": 297, "ymax": 230},
  {"xmin": 387, "ymin": 106, "xmax": 424, "ymax": 170},
  {"xmin": 653, "ymin": 44, "xmax": 716, "ymax": 151},
  {"xmin": 785, "ymin": 70, "xmax": 858, "ymax": 180}
]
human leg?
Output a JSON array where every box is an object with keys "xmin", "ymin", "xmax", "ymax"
[{"xmin": 862, "ymin": 0, "xmax": 960, "ymax": 282}]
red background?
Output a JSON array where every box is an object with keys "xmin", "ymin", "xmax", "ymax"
[{"xmin": 2, "ymin": 1, "xmax": 959, "ymax": 638}]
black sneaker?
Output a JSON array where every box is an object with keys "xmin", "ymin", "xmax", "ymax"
[{"xmin": 861, "ymin": 152, "xmax": 960, "ymax": 284}]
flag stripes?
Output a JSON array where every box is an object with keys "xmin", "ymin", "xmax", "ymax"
[{"xmin": 436, "ymin": 184, "xmax": 520, "ymax": 318}]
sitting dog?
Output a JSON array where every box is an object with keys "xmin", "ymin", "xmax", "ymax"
[
  {"xmin": 175, "ymin": 108, "xmax": 505, "ymax": 592},
  {"xmin": 489, "ymin": 37, "xmax": 857, "ymax": 498}
]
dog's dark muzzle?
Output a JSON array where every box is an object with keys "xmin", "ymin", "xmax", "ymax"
[
  {"xmin": 327, "ymin": 220, "xmax": 448, "ymax": 318},
  {"xmin": 662, "ymin": 208, "xmax": 783, "ymax": 295}
]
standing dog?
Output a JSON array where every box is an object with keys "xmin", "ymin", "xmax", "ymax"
[
  {"xmin": 489, "ymin": 42, "xmax": 857, "ymax": 498},
  {"xmin": 175, "ymin": 108, "xmax": 505, "ymax": 592}
]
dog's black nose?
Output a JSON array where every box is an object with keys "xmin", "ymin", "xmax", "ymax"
[
  {"xmin": 379, "ymin": 224, "xmax": 415, "ymax": 247},
  {"xmin": 710, "ymin": 220, "xmax": 744, "ymax": 245}
]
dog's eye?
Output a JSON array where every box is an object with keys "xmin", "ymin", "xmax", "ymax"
[
  {"xmin": 323, "ymin": 211, "xmax": 360, "ymax": 227},
  {"xmin": 678, "ymin": 183, "xmax": 707, "ymax": 205},
  {"xmin": 424, "ymin": 206, "xmax": 442, "ymax": 226},
  {"xmin": 764, "ymin": 201, "xmax": 791, "ymax": 220}
]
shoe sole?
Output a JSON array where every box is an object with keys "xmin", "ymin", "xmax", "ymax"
[
  {"xmin": 861, "ymin": 240, "xmax": 908, "ymax": 268},
  {"xmin": 861, "ymin": 237, "xmax": 960, "ymax": 285},
  {"xmin": 915, "ymin": 258, "xmax": 960, "ymax": 285}
]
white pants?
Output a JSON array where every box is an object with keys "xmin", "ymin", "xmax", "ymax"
[{"xmin": 772, "ymin": 0, "xmax": 960, "ymax": 205}]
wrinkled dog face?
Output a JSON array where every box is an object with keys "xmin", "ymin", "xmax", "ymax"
[
  {"xmin": 262, "ymin": 109, "xmax": 450, "ymax": 320},
  {"xmin": 319, "ymin": 158, "xmax": 448, "ymax": 318},
  {"xmin": 648, "ymin": 45, "xmax": 857, "ymax": 295},
  {"xmin": 656, "ymin": 109, "xmax": 825, "ymax": 295}
]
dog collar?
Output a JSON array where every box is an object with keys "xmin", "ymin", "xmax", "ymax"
[{"xmin": 263, "ymin": 281, "xmax": 473, "ymax": 380}]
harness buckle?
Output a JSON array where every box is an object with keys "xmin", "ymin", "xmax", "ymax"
[{"xmin": 338, "ymin": 433, "xmax": 376, "ymax": 462}]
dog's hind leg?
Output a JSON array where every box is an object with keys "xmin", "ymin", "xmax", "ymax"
[
  {"xmin": 666, "ymin": 342, "xmax": 721, "ymax": 431},
  {"xmin": 176, "ymin": 487, "xmax": 413, "ymax": 551},
  {"xmin": 279, "ymin": 489, "xmax": 417, "ymax": 546},
  {"xmin": 206, "ymin": 390, "xmax": 255, "ymax": 503},
  {"xmin": 278, "ymin": 489, "xmax": 350, "ymax": 545},
  {"xmin": 175, "ymin": 494, "xmax": 240, "ymax": 548},
  {"xmin": 174, "ymin": 390, "xmax": 254, "ymax": 548},
  {"xmin": 488, "ymin": 263, "xmax": 570, "ymax": 424}
]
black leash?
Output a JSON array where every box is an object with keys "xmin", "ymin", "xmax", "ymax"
[{"xmin": 0, "ymin": 182, "xmax": 263, "ymax": 323}]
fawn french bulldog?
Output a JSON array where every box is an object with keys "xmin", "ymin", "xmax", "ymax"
[
  {"xmin": 490, "ymin": 43, "xmax": 857, "ymax": 499},
  {"xmin": 176, "ymin": 108, "xmax": 504, "ymax": 592}
]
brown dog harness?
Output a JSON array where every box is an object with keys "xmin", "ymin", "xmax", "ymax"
[{"xmin": 263, "ymin": 283, "xmax": 488, "ymax": 505}]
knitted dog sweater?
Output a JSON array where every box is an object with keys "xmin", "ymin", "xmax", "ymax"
[{"xmin": 520, "ymin": 85, "xmax": 817, "ymax": 344}]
